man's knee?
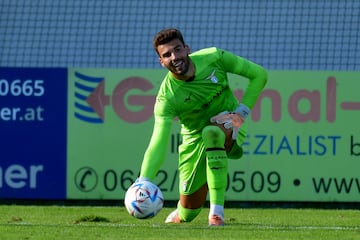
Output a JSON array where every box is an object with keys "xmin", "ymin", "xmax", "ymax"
[{"xmin": 202, "ymin": 125, "xmax": 225, "ymax": 148}]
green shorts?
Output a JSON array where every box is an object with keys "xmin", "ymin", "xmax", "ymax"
[{"xmin": 178, "ymin": 123, "xmax": 247, "ymax": 195}]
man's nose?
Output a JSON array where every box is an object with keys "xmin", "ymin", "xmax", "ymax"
[{"xmin": 170, "ymin": 51, "xmax": 179, "ymax": 60}]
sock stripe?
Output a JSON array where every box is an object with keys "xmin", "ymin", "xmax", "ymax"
[{"xmin": 206, "ymin": 147, "xmax": 225, "ymax": 152}]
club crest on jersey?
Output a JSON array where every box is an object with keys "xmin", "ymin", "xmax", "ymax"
[
  {"xmin": 182, "ymin": 181, "xmax": 188, "ymax": 192},
  {"xmin": 206, "ymin": 69, "xmax": 218, "ymax": 83}
]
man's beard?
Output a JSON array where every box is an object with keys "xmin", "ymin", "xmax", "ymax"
[{"xmin": 170, "ymin": 57, "xmax": 190, "ymax": 76}]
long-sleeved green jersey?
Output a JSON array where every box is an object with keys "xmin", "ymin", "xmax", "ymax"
[{"xmin": 140, "ymin": 47, "xmax": 267, "ymax": 180}]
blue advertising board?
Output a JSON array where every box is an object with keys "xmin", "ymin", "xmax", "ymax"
[{"xmin": 0, "ymin": 68, "xmax": 67, "ymax": 199}]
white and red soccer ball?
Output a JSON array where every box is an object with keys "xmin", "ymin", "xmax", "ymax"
[{"xmin": 124, "ymin": 180, "xmax": 164, "ymax": 219}]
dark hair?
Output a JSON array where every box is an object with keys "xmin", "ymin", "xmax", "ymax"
[{"xmin": 153, "ymin": 28, "xmax": 185, "ymax": 53}]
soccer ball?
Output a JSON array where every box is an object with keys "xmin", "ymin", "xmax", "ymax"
[{"xmin": 124, "ymin": 180, "xmax": 164, "ymax": 219}]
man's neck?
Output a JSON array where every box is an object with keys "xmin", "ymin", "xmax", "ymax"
[{"xmin": 172, "ymin": 61, "xmax": 195, "ymax": 81}]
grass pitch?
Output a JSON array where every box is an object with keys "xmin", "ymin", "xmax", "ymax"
[{"xmin": 1, "ymin": 205, "xmax": 360, "ymax": 239}]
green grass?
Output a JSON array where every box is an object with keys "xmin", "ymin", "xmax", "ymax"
[{"xmin": 1, "ymin": 205, "xmax": 360, "ymax": 240}]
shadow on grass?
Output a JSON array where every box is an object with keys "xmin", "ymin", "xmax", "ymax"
[{"xmin": 73, "ymin": 215, "xmax": 110, "ymax": 224}]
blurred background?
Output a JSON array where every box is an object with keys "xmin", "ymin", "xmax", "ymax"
[{"xmin": 1, "ymin": 0, "xmax": 359, "ymax": 70}]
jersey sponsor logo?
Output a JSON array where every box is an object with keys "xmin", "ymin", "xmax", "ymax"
[
  {"xmin": 201, "ymin": 87, "xmax": 227, "ymax": 109},
  {"xmin": 184, "ymin": 93, "xmax": 192, "ymax": 102}
]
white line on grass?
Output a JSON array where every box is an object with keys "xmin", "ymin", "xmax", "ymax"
[{"xmin": 4, "ymin": 222, "xmax": 359, "ymax": 231}]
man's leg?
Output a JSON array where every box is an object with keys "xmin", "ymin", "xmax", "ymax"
[
  {"xmin": 165, "ymin": 184, "xmax": 208, "ymax": 223},
  {"xmin": 165, "ymin": 136, "xmax": 208, "ymax": 224},
  {"xmin": 202, "ymin": 125, "xmax": 228, "ymax": 226},
  {"xmin": 166, "ymin": 124, "xmax": 232, "ymax": 225}
]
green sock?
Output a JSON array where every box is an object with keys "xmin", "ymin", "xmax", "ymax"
[
  {"xmin": 202, "ymin": 126, "xmax": 228, "ymax": 206},
  {"xmin": 206, "ymin": 149, "xmax": 228, "ymax": 206},
  {"xmin": 178, "ymin": 202, "xmax": 202, "ymax": 222}
]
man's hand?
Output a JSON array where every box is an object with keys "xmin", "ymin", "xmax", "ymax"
[
  {"xmin": 210, "ymin": 111, "xmax": 245, "ymax": 140},
  {"xmin": 210, "ymin": 104, "xmax": 250, "ymax": 140}
]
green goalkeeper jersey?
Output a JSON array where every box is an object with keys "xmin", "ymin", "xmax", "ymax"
[{"xmin": 140, "ymin": 47, "xmax": 267, "ymax": 180}]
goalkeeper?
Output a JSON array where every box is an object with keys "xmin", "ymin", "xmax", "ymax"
[{"xmin": 138, "ymin": 28, "xmax": 267, "ymax": 226}]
